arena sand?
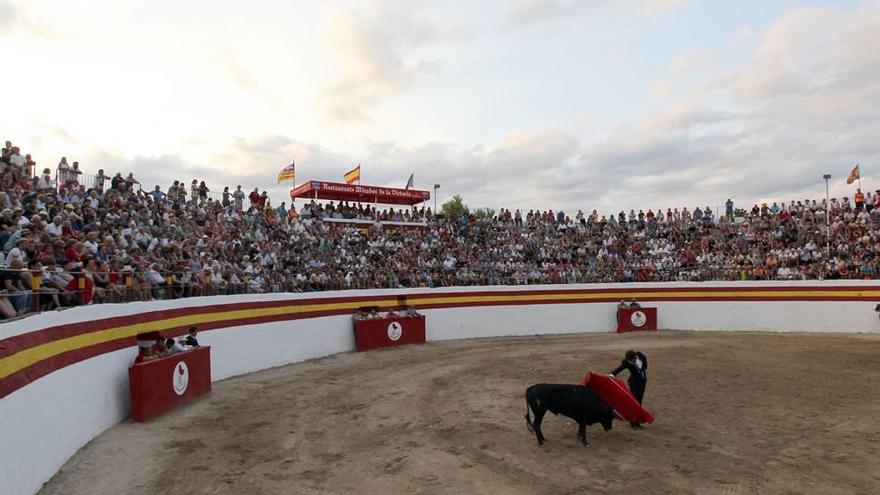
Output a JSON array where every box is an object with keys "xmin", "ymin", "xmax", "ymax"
[{"xmin": 41, "ymin": 331, "xmax": 880, "ymax": 495}]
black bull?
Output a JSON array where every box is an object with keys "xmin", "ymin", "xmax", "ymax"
[{"xmin": 525, "ymin": 384, "xmax": 616, "ymax": 445}]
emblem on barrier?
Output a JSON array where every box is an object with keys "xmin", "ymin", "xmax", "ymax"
[
  {"xmin": 173, "ymin": 362, "xmax": 190, "ymax": 395},
  {"xmin": 387, "ymin": 321, "xmax": 403, "ymax": 341},
  {"xmin": 630, "ymin": 311, "xmax": 647, "ymax": 328}
]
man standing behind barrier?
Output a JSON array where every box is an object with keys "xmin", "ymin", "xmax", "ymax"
[
  {"xmin": 611, "ymin": 350, "xmax": 648, "ymax": 429},
  {"xmin": 183, "ymin": 327, "xmax": 200, "ymax": 347}
]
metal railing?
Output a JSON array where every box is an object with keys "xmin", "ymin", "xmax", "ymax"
[{"xmin": 2, "ymin": 261, "xmax": 872, "ymax": 319}]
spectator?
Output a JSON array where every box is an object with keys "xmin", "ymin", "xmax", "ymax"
[
  {"xmin": 183, "ymin": 327, "xmax": 200, "ymax": 347},
  {"xmin": 233, "ymin": 185, "xmax": 245, "ymax": 210},
  {"xmin": 248, "ymin": 187, "xmax": 260, "ymax": 209},
  {"xmin": 198, "ymin": 181, "xmax": 209, "ymax": 203},
  {"xmin": 165, "ymin": 337, "xmax": 189, "ymax": 354},
  {"xmin": 124, "ymin": 172, "xmax": 140, "ymax": 190},
  {"xmin": 149, "ymin": 185, "xmax": 166, "ymax": 202},
  {"xmin": 93, "ymin": 169, "xmax": 109, "ymax": 192},
  {"xmin": 150, "ymin": 338, "xmax": 168, "ymax": 357},
  {"xmin": 1, "ymin": 259, "xmax": 32, "ymax": 314},
  {"xmin": 57, "ymin": 158, "xmax": 71, "ymax": 188},
  {"xmin": 69, "ymin": 161, "xmax": 82, "ymax": 188}
]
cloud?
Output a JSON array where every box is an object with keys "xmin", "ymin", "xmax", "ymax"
[
  {"xmin": 505, "ymin": 0, "xmax": 687, "ymax": 29},
  {"xmin": 0, "ymin": 0, "xmax": 63, "ymax": 40},
  {"xmin": 219, "ymin": 54, "xmax": 274, "ymax": 101},
  {"xmin": 316, "ymin": 5, "xmax": 459, "ymax": 124},
  {"xmin": 548, "ymin": 2, "xmax": 879, "ymax": 213},
  {"xmin": 0, "ymin": 1, "xmax": 18, "ymax": 33},
  {"xmin": 317, "ymin": 8, "xmax": 424, "ymax": 123},
  {"xmin": 9, "ymin": 1, "xmax": 880, "ymax": 218}
]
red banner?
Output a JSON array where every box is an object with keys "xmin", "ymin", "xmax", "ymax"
[{"xmin": 291, "ymin": 180, "xmax": 430, "ymax": 206}]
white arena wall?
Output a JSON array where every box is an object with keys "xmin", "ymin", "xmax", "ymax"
[{"xmin": 1, "ymin": 281, "xmax": 878, "ymax": 495}]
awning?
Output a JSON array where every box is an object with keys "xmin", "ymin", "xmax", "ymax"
[{"xmin": 290, "ymin": 180, "xmax": 430, "ymax": 206}]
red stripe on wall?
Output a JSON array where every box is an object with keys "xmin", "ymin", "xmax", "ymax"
[
  {"xmin": 3, "ymin": 286, "xmax": 879, "ymax": 399},
  {"xmin": 3, "ymin": 286, "xmax": 877, "ymax": 359},
  {"xmin": 0, "ymin": 295, "xmax": 393, "ymax": 359},
  {"xmin": 0, "ymin": 306, "xmax": 361, "ymax": 399},
  {"xmin": 0, "ymin": 337, "xmax": 134, "ymax": 400}
]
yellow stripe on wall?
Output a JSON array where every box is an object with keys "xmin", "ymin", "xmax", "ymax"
[
  {"xmin": 2, "ymin": 289, "xmax": 878, "ymax": 381},
  {"xmin": 0, "ymin": 298, "xmax": 396, "ymax": 381}
]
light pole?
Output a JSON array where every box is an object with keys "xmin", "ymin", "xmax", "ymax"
[
  {"xmin": 823, "ymin": 174, "xmax": 831, "ymax": 255},
  {"xmin": 433, "ymin": 184, "xmax": 440, "ymax": 213}
]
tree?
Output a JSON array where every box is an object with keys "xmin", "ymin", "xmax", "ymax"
[
  {"xmin": 441, "ymin": 194, "xmax": 469, "ymax": 218},
  {"xmin": 472, "ymin": 207, "xmax": 496, "ymax": 219}
]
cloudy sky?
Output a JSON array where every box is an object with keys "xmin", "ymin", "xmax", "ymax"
[{"xmin": 2, "ymin": 0, "xmax": 878, "ymax": 215}]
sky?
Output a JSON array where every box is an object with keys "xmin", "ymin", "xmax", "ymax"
[{"xmin": 2, "ymin": 0, "xmax": 879, "ymax": 215}]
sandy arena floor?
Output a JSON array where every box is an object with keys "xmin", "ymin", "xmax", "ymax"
[{"xmin": 40, "ymin": 331, "xmax": 880, "ymax": 495}]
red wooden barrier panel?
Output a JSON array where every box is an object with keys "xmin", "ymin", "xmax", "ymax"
[
  {"xmin": 354, "ymin": 315, "xmax": 426, "ymax": 351},
  {"xmin": 129, "ymin": 346, "xmax": 212, "ymax": 422},
  {"xmin": 616, "ymin": 307, "xmax": 658, "ymax": 333}
]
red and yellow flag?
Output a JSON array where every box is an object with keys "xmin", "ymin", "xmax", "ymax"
[
  {"xmin": 846, "ymin": 164, "xmax": 860, "ymax": 185},
  {"xmin": 344, "ymin": 164, "xmax": 361, "ymax": 184},
  {"xmin": 276, "ymin": 162, "xmax": 295, "ymax": 184}
]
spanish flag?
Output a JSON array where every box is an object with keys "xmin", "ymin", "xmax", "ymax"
[
  {"xmin": 344, "ymin": 164, "xmax": 361, "ymax": 184},
  {"xmin": 846, "ymin": 164, "xmax": 860, "ymax": 185},
  {"xmin": 277, "ymin": 162, "xmax": 295, "ymax": 184}
]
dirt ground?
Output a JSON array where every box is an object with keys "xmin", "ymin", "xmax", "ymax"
[{"xmin": 41, "ymin": 331, "xmax": 880, "ymax": 495}]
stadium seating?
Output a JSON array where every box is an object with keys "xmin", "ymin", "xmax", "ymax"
[{"xmin": 2, "ymin": 139, "xmax": 877, "ymax": 320}]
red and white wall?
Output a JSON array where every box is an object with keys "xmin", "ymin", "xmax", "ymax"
[{"xmin": 1, "ymin": 281, "xmax": 878, "ymax": 495}]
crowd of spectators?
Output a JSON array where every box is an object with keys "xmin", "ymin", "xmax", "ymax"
[{"xmin": 2, "ymin": 138, "xmax": 880, "ymax": 320}]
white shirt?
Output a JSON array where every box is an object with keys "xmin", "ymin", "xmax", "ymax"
[
  {"xmin": 6, "ymin": 247, "xmax": 26, "ymax": 267},
  {"xmin": 46, "ymin": 223, "xmax": 63, "ymax": 236},
  {"xmin": 168, "ymin": 342, "xmax": 190, "ymax": 354},
  {"xmin": 83, "ymin": 239, "xmax": 99, "ymax": 254},
  {"xmin": 9, "ymin": 154, "xmax": 26, "ymax": 167}
]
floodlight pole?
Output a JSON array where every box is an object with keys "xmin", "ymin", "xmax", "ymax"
[{"xmin": 433, "ymin": 184, "xmax": 440, "ymax": 213}]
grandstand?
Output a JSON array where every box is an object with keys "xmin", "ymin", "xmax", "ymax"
[{"xmin": 1, "ymin": 139, "xmax": 877, "ymax": 320}]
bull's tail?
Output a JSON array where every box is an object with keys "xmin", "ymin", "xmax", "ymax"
[{"xmin": 524, "ymin": 389, "xmax": 534, "ymax": 433}]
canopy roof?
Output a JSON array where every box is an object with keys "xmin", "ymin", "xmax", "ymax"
[{"xmin": 290, "ymin": 180, "xmax": 430, "ymax": 206}]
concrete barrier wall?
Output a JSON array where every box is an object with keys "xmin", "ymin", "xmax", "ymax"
[{"xmin": 2, "ymin": 281, "xmax": 879, "ymax": 495}]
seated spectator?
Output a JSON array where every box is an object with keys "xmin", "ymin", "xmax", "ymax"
[
  {"xmin": 133, "ymin": 346, "xmax": 150, "ymax": 364},
  {"xmin": 165, "ymin": 337, "xmax": 189, "ymax": 354},
  {"xmin": 150, "ymin": 338, "xmax": 168, "ymax": 357},
  {"xmin": 1, "ymin": 258, "xmax": 31, "ymax": 314}
]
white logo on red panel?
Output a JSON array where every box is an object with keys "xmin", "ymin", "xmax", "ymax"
[
  {"xmin": 387, "ymin": 321, "xmax": 403, "ymax": 341},
  {"xmin": 173, "ymin": 362, "xmax": 189, "ymax": 395},
  {"xmin": 630, "ymin": 311, "xmax": 647, "ymax": 328}
]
